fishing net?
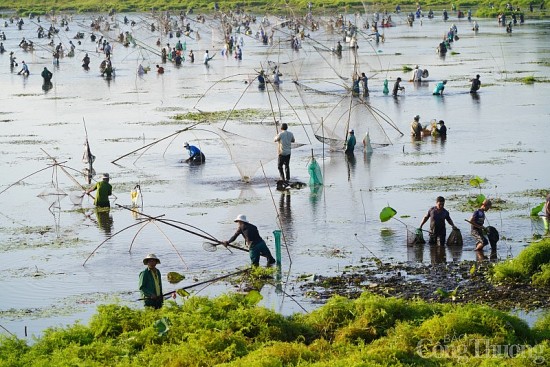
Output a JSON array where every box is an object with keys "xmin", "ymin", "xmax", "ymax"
[
  {"xmin": 215, "ymin": 126, "xmax": 306, "ymax": 182},
  {"xmin": 486, "ymin": 226, "xmax": 499, "ymax": 249},
  {"xmin": 294, "ymin": 80, "xmax": 400, "ymax": 150},
  {"xmin": 446, "ymin": 228, "xmax": 463, "ymax": 246},
  {"xmin": 289, "ymin": 36, "xmax": 402, "ymax": 150},
  {"xmin": 202, "ymin": 241, "xmax": 219, "ymax": 252},
  {"xmin": 82, "ymin": 140, "xmax": 95, "ymax": 164},
  {"xmin": 406, "ymin": 227, "xmax": 426, "ymax": 245},
  {"xmin": 216, "ymin": 128, "xmax": 277, "ymax": 182},
  {"xmin": 69, "ymin": 191, "xmax": 85, "ymax": 205},
  {"xmin": 308, "ymin": 158, "xmax": 323, "ymax": 185}
]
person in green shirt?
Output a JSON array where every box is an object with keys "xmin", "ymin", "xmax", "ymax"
[
  {"xmin": 86, "ymin": 173, "xmax": 112, "ymax": 207},
  {"xmin": 139, "ymin": 254, "xmax": 163, "ymax": 309}
]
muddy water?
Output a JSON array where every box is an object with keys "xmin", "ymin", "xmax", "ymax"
[{"xmin": 0, "ymin": 13, "xmax": 549, "ymax": 338}]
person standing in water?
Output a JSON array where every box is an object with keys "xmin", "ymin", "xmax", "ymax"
[
  {"xmin": 274, "ymin": 123, "xmax": 295, "ymax": 182},
  {"xmin": 86, "ymin": 173, "xmax": 113, "ymax": 208},
  {"xmin": 470, "ymin": 74, "xmax": 481, "ymax": 93},
  {"xmin": 139, "ymin": 254, "xmax": 164, "ymax": 309},
  {"xmin": 223, "ymin": 214, "xmax": 276, "ymax": 266},
  {"xmin": 419, "ymin": 196, "xmax": 458, "ymax": 245}
]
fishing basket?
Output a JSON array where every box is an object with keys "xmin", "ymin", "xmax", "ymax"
[
  {"xmin": 446, "ymin": 228, "xmax": 463, "ymax": 246},
  {"xmin": 406, "ymin": 227, "xmax": 426, "ymax": 246}
]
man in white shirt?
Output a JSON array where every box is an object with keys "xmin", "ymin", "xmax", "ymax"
[
  {"xmin": 411, "ymin": 65, "xmax": 423, "ymax": 82},
  {"xmin": 274, "ymin": 123, "xmax": 295, "ymax": 182}
]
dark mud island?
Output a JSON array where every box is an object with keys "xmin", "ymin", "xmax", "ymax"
[{"xmin": 0, "ymin": 0, "xmax": 549, "ymax": 365}]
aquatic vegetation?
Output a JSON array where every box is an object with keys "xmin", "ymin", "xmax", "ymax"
[
  {"xmin": 376, "ymin": 175, "xmax": 485, "ymax": 193},
  {"xmin": 447, "ymin": 194, "xmax": 523, "ymax": 212},
  {"xmin": 1, "ymin": 291, "xmax": 548, "ymax": 366},
  {"xmin": 112, "ymin": 179, "xmax": 170, "ymax": 192},
  {"xmin": 402, "ymin": 65, "xmax": 413, "ymax": 72},
  {"xmin": 4, "ymin": 139, "xmax": 56, "ymax": 145},
  {"xmin": 491, "ymin": 238, "xmax": 550, "ymax": 284},
  {"xmin": 511, "ymin": 188, "xmax": 550, "ymax": 198},
  {"xmin": 188, "ymin": 196, "xmax": 260, "ymax": 209},
  {"xmin": 399, "ymin": 161, "xmax": 438, "ymax": 166},
  {"xmin": 171, "ymin": 108, "xmax": 266, "ymax": 123}
]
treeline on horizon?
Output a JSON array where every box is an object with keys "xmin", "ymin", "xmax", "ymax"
[{"xmin": 0, "ymin": 0, "xmax": 547, "ymax": 17}]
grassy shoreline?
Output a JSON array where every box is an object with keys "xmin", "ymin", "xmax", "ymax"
[{"xmin": 0, "ymin": 0, "xmax": 548, "ymax": 18}]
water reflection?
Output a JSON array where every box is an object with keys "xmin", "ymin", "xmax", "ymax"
[
  {"xmin": 278, "ymin": 192, "xmax": 293, "ymax": 240},
  {"xmin": 476, "ymin": 248, "xmax": 498, "ymax": 262},
  {"xmin": 447, "ymin": 244, "xmax": 463, "ymax": 262},
  {"xmin": 95, "ymin": 207, "xmax": 114, "ymax": 236},
  {"xmin": 309, "ymin": 184, "xmax": 323, "ymax": 216},
  {"xmin": 407, "ymin": 243, "xmax": 424, "ymax": 262},
  {"xmin": 407, "ymin": 243, "xmax": 461, "ymax": 264},
  {"xmin": 42, "ymin": 81, "xmax": 53, "ymax": 93},
  {"xmin": 430, "ymin": 245, "xmax": 447, "ymax": 263},
  {"xmin": 345, "ymin": 152, "xmax": 356, "ymax": 180}
]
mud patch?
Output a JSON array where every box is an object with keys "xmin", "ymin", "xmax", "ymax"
[{"xmin": 299, "ymin": 259, "xmax": 550, "ymax": 310}]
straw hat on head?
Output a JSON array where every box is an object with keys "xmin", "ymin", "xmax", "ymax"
[
  {"xmin": 348, "ymin": 129, "xmax": 354, "ymax": 134},
  {"xmin": 143, "ymin": 253, "xmax": 160, "ymax": 265},
  {"xmin": 234, "ymin": 214, "xmax": 248, "ymax": 223}
]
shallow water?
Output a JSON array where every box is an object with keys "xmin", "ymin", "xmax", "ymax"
[{"xmin": 0, "ymin": 12, "xmax": 549, "ymax": 339}]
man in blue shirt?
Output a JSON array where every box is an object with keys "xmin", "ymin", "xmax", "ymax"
[
  {"xmin": 184, "ymin": 142, "xmax": 205, "ymax": 165},
  {"xmin": 470, "ymin": 199, "xmax": 492, "ymax": 251}
]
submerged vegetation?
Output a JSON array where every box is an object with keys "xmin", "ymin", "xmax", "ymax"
[{"xmin": 0, "ymin": 291, "xmax": 548, "ymax": 366}]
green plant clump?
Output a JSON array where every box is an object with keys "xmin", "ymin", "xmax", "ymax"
[
  {"xmin": 491, "ymin": 238, "xmax": 550, "ymax": 284},
  {"xmin": 0, "ymin": 292, "xmax": 549, "ymax": 366}
]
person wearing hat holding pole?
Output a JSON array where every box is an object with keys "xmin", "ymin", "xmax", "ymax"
[
  {"xmin": 139, "ymin": 254, "xmax": 164, "ymax": 309},
  {"xmin": 86, "ymin": 173, "xmax": 113, "ymax": 207},
  {"xmin": 345, "ymin": 129, "xmax": 356, "ymax": 155},
  {"xmin": 183, "ymin": 142, "xmax": 206, "ymax": 165},
  {"xmin": 223, "ymin": 214, "xmax": 276, "ymax": 266}
]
